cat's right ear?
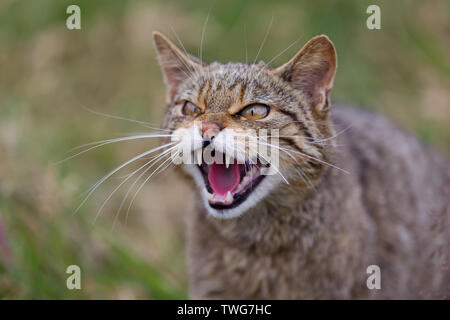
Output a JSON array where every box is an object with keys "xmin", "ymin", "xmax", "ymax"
[{"xmin": 152, "ymin": 31, "xmax": 200, "ymax": 99}]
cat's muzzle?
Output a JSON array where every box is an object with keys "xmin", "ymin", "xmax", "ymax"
[{"xmin": 197, "ymin": 153, "xmax": 269, "ymax": 210}]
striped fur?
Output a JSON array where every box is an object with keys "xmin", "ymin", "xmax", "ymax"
[{"xmin": 153, "ymin": 32, "xmax": 449, "ymax": 299}]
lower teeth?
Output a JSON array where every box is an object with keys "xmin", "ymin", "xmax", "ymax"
[
  {"xmin": 206, "ymin": 165, "xmax": 261, "ymax": 204},
  {"xmin": 206, "ymin": 190, "xmax": 234, "ymax": 204},
  {"xmin": 224, "ymin": 191, "xmax": 233, "ymax": 203}
]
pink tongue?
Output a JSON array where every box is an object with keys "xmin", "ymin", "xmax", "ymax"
[{"xmin": 208, "ymin": 162, "xmax": 240, "ymax": 195}]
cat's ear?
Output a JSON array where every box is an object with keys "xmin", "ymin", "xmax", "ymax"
[
  {"xmin": 152, "ymin": 31, "xmax": 201, "ymax": 99},
  {"xmin": 273, "ymin": 35, "xmax": 337, "ymax": 116}
]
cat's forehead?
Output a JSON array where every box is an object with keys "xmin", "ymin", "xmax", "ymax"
[
  {"xmin": 203, "ymin": 62, "xmax": 268, "ymax": 83},
  {"xmin": 176, "ymin": 62, "xmax": 279, "ymax": 112},
  {"xmin": 178, "ymin": 62, "xmax": 278, "ymax": 103}
]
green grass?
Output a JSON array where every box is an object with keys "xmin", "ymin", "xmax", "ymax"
[{"xmin": 0, "ymin": 0, "xmax": 449, "ymax": 299}]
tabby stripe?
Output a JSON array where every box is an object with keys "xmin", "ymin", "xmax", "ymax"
[
  {"xmin": 279, "ymin": 137, "xmax": 322, "ymax": 170},
  {"xmin": 228, "ymin": 80, "xmax": 239, "ymax": 91},
  {"xmin": 278, "ymin": 108, "xmax": 313, "ymax": 139},
  {"xmin": 239, "ymin": 82, "xmax": 247, "ymax": 104},
  {"xmin": 197, "ymin": 81, "xmax": 206, "ymax": 103},
  {"xmin": 204, "ymin": 80, "xmax": 212, "ymax": 105}
]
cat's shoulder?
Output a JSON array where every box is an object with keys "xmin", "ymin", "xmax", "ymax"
[
  {"xmin": 331, "ymin": 104, "xmax": 449, "ymax": 188},
  {"xmin": 331, "ymin": 104, "xmax": 429, "ymax": 154}
]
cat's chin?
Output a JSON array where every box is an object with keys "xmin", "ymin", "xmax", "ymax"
[{"xmin": 182, "ymin": 163, "xmax": 280, "ymax": 219}]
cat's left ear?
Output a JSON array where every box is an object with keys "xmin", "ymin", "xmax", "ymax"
[
  {"xmin": 273, "ymin": 35, "xmax": 337, "ymax": 117},
  {"xmin": 153, "ymin": 31, "xmax": 201, "ymax": 100}
]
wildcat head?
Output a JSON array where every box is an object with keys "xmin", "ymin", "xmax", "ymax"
[{"xmin": 153, "ymin": 31, "xmax": 337, "ymax": 219}]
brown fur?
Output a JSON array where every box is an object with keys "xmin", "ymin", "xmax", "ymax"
[{"xmin": 153, "ymin": 31, "xmax": 450, "ymax": 299}]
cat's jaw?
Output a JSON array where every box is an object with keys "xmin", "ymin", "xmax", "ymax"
[
  {"xmin": 182, "ymin": 163, "xmax": 282, "ymax": 219},
  {"xmin": 170, "ymin": 123, "xmax": 284, "ymax": 219}
]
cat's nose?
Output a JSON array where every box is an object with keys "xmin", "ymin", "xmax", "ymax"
[{"xmin": 201, "ymin": 121, "xmax": 223, "ymax": 143}]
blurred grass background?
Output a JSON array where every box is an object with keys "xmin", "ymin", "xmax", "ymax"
[{"xmin": 0, "ymin": 0, "xmax": 449, "ymax": 299}]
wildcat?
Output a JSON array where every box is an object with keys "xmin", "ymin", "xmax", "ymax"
[{"xmin": 152, "ymin": 31, "xmax": 449, "ymax": 299}]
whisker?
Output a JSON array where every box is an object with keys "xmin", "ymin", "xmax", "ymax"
[
  {"xmin": 294, "ymin": 166, "xmax": 316, "ymax": 190},
  {"xmin": 81, "ymin": 105, "xmax": 170, "ymax": 132},
  {"xmin": 93, "ymin": 158, "xmax": 157, "ymax": 224},
  {"xmin": 277, "ymin": 123, "xmax": 353, "ymax": 142},
  {"xmin": 95, "ymin": 145, "xmax": 179, "ymax": 224},
  {"xmin": 199, "ymin": 9, "xmax": 211, "ymax": 63},
  {"xmin": 255, "ymin": 149, "xmax": 289, "ymax": 184},
  {"xmin": 124, "ymin": 150, "xmax": 180, "ymax": 224},
  {"xmin": 264, "ymin": 34, "xmax": 304, "ymax": 67},
  {"xmin": 169, "ymin": 27, "xmax": 200, "ymax": 80},
  {"xmin": 72, "ymin": 142, "xmax": 176, "ymax": 215},
  {"xmin": 257, "ymin": 139, "xmax": 315, "ymax": 189},
  {"xmin": 306, "ymin": 125, "xmax": 353, "ymax": 143},
  {"xmin": 257, "ymin": 140, "xmax": 349, "ymax": 174},
  {"xmin": 255, "ymin": 33, "xmax": 305, "ymax": 78},
  {"xmin": 56, "ymin": 134, "xmax": 175, "ymax": 164},
  {"xmin": 253, "ymin": 14, "xmax": 274, "ymax": 64},
  {"xmin": 304, "ymin": 141, "xmax": 346, "ymax": 147},
  {"xmin": 285, "ymin": 147, "xmax": 349, "ymax": 174},
  {"xmin": 113, "ymin": 145, "xmax": 179, "ymax": 227},
  {"xmin": 244, "ymin": 24, "xmax": 248, "ymax": 64}
]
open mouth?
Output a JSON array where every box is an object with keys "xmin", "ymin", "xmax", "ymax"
[{"xmin": 197, "ymin": 153, "xmax": 269, "ymax": 210}]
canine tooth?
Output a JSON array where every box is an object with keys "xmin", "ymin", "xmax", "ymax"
[
  {"xmin": 225, "ymin": 191, "xmax": 233, "ymax": 203},
  {"xmin": 206, "ymin": 191, "xmax": 213, "ymax": 201},
  {"xmin": 194, "ymin": 149, "xmax": 202, "ymax": 165},
  {"xmin": 225, "ymin": 154, "xmax": 232, "ymax": 168},
  {"xmin": 234, "ymin": 185, "xmax": 243, "ymax": 194}
]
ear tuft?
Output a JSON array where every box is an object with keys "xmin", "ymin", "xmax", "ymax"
[
  {"xmin": 152, "ymin": 31, "xmax": 200, "ymax": 100},
  {"xmin": 273, "ymin": 35, "xmax": 337, "ymax": 117}
]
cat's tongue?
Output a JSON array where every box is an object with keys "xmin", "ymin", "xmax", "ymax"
[{"xmin": 208, "ymin": 161, "xmax": 240, "ymax": 195}]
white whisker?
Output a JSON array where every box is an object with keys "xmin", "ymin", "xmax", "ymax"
[
  {"xmin": 277, "ymin": 124, "xmax": 353, "ymax": 143},
  {"xmin": 112, "ymin": 145, "xmax": 179, "ymax": 227},
  {"xmin": 81, "ymin": 105, "xmax": 170, "ymax": 132},
  {"xmin": 306, "ymin": 125, "xmax": 353, "ymax": 143},
  {"xmin": 255, "ymin": 149, "xmax": 289, "ymax": 184},
  {"xmin": 124, "ymin": 150, "xmax": 179, "ymax": 223},
  {"xmin": 257, "ymin": 139, "xmax": 315, "ymax": 189},
  {"xmin": 244, "ymin": 24, "xmax": 248, "ymax": 64},
  {"xmin": 255, "ymin": 34, "xmax": 305, "ymax": 78},
  {"xmin": 265, "ymin": 34, "xmax": 304, "ymax": 67},
  {"xmin": 56, "ymin": 134, "xmax": 174, "ymax": 164},
  {"xmin": 294, "ymin": 166, "xmax": 315, "ymax": 190},
  {"xmin": 199, "ymin": 9, "xmax": 211, "ymax": 63},
  {"xmin": 253, "ymin": 14, "xmax": 273, "ymax": 64},
  {"xmin": 93, "ymin": 158, "xmax": 156, "ymax": 224},
  {"xmin": 285, "ymin": 147, "xmax": 348, "ymax": 174},
  {"xmin": 169, "ymin": 27, "xmax": 200, "ymax": 80},
  {"xmin": 72, "ymin": 142, "xmax": 176, "ymax": 215},
  {"xmin": 257, "ymin": 140, "xmax": 349, "ymax": 174}
]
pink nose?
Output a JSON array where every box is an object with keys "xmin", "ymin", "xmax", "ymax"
[{"xmin": 201, "ymin": 121, "xmax": 222, "ymax": 141}]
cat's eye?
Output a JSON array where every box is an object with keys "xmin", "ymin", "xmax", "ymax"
[
  {"xmin": 182, "ymin": 101, "xmax": 201, "ymax": 116},
  {"xmin": 239, "ymin": 104, "xmax": 270, "ymax": 120}
]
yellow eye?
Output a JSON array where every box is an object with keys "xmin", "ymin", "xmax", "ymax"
[
  {"xmin": 239, "ymin": 104, "xmax": 270, "ymax": 120},
  {"xmin": 182, "ymin": 101, "xmax": 201, "ymax": 116}
]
